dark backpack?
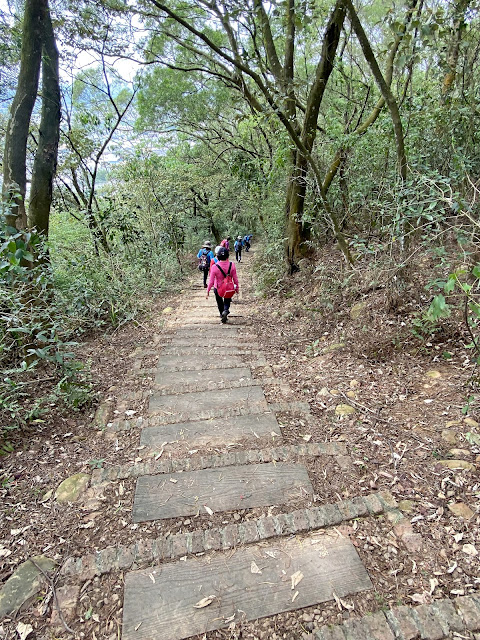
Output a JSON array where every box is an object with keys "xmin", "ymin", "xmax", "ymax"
[
  {"xmin": 198, "ymin": 250, "xmax": 209, "ymax": 271},
  {"xmin": 216, "ymin": 262, "xmax": 236, "ymax": 298}
]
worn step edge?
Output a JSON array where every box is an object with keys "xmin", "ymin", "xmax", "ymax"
[
  {"xmin": 105, "ymin": 401, "xmax": 310, "ymax": 434},
  {"xmin": 59, "ymin": 490, "xmax": 396, "ymax": 583},
  {"xmin": 308, "ymin": 595, "xmax": 480, "ymax": 639},
  {"xmin": 149, "ymin": 378, "xmax": 292, "ymax": 397},
  {"xmin": 90, "ymin": 442, "xmax": 348, "ymax": 484}
]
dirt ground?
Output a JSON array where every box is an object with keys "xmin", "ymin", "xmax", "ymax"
[{"xmin": 0, "ymin": 246, "xmax": 479, "ymax": 639}]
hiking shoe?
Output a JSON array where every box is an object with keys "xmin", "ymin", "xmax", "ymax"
[{"xmin": 221, "ymin": 310, "xmax": 228, "ymax": 323}]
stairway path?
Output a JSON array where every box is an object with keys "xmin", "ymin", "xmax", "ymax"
[
  {"xmin": 115, "ymin": 253, "xmax": 374, "ymax": 640},
  {"xmin": 54, "ymin": 250, "xmax": 480, "ymax": 639}
]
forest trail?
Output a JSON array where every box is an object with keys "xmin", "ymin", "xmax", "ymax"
[
  {"xmin": 120, "ymin": 251, "xmax": 372, "ymax": 638},
  {"xmin": 110, "ymin": 251, "xmax": 480, "ymax": 639}
]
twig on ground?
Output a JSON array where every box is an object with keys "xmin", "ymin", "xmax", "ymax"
[{"xmin": 30, "ymin": 559, "xmax": 75, "ymax": 636}]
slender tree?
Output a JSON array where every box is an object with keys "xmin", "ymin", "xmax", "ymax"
[
  {"xmin": 29, "ymin": 0, "xmax": 61, "ymax": 236},
  {"xmin": 2, "ymin": 0, "xmax": 44, "ymax": 229}
]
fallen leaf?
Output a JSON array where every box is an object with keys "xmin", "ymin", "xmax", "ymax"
[
  {"xmin": 291, "ymin": 590, "xmax": 299, "ymax": 602},
  {"xmin": 193, "ymin": 595, "xmax": 216, "ymax": 608},
  {"xmin": 291, "ymin": 570, "xmax": 304, "ymax": 590},
  {"xmin": 462, "ymin": 544, "xmax": 478, "ymax": 556},
  {"xmin": 271, "ymin": 431, "xmax": 281, "ymax": 437},
  {"xmin": 204, "ymin": 505, "xmax": 213, "ymax": 516},
  {"xmin": 16, "ymin": 622, "xmax": 33, "ymax": 640},
  {"xmin": 250, "ymin": 561, "xmax": 262, "ymax": 575},
  {"xmin": 170, "ymin": 478, "xmax": 178, "ymax": 484},
  {"xmin": 40, "ymin": 489, "xmax": 53, "ymax": 503},
  {"xmin": 332, "ymin": 591, "xmax": 354, "ymax": 611},
  {"xmin": 410, "ymin": 592, "xmax": 429, "ymax": 604},
  {"xmin": 302, "ymin": 434, "xmax": 312, "ymax": 442}
]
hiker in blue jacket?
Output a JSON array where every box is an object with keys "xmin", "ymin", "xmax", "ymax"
[
  {"xmin": 197, "ymin": 241, "xmax": 214, "ymax": 288},
  {"xmin": 234, "ymin": 236, "xmax": 243, "ymax": 262}
]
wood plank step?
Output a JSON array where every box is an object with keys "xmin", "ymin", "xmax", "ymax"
[
  {"xmin": 122, "ymin": 532, "xmax": 372, "ymax": 640},
  {"xmin": 132, "ymin": 462, "xmax": 312, "ymax": 522},
  {"xmin": 149, "ymin": 385, "xmax": 267, "ymax": 415},
  {"xmin": 153, "ymin": 367, "xmax": 253, "ymax": 394},
  {"xmin": 140, "ymin": 412, "xmax": 280, "ymax": 448},
  {"xmin": 167, "ymin": 337, "xmax": 257, "ymax": 348},
  {"xmin": 155, "ymin": 354, "xmax": 248, "ymax": 372},
  {"xmin": 160, "ymin": 347, "xmax": 256, "ymax": 357}
]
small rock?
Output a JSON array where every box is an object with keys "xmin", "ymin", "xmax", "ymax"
[
  {"xmin": 445, "ymin": 420, "xmax": 461, "ymax": 428},
  {"xmin": 50, "ymin": 585, "xmax": 80, "ymax": 628},
  {"xmin": 386, "ymin": 509, "xmax": 404, "ymax": 524},
  {"xmin": 233, "ymin": 513, "xmax": 241, "ymax": 521},
  {"xmin": 55, "ymin": 473, "xmax": 90, "ymax": 503},
  {"xmin": 0, "ymin": 556, "xmax": 56, "ymax": 617},
  {"xmin": 438, "ymin": 459, "xmax": 476, "ymax": 471},
  {"xmin": 448, "ymin": 503, "xmax": 474, "ymax": 519},
  {"xmin": 350, "ymin": 301, "xmax": 367, "ymax": 320},
  {"xmin": 398, "ymin": 500, "xmax": 415, "ymax": 513},
  {"xmin": 329, "ymin": 389, "xmax": 340, "ymax": 396},
  {"xmin": 317, "ymin": 387, "xmax": 330, "ymax": 397},
  {"xmin": 346, "ymin": 391, "xmax": 356, "ymax": 399},
  {"xmin": 350, "ymin": 380, "xmax": 359, "ymax": 388},
  {"xmin": 403, "ymin": 533, "xmax": 423, "ymax": 552},
  {"xmin": 447, "ymin": 448, "xmax": 471, "ymax": 458},
  {"xmin": 335, "ymin": 404, "xmax": 355, "ymax": 416},
  {"xmin": 302, "ymin": 613, "xmax": 313, "ymax": 623},
  {"xmin": 322, "ymin": 343, "xmax": 345, "ymax": 354},
  {"xmin": 464, "ymin": 417, "xmax": 479, "ymax": 427},
  {"xmin": 441, "ymin": 430, "xmax": 458, "ymax": 445}
]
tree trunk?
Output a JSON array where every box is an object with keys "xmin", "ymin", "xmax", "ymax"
[
  {"xmin": 2, "ymin": 0, "xmax": 45, "ymax": 229},
  {"xmin": 28, "ymin": 0, "xmax": 60, "ymax": 237},
  {"xmin": 442, "ymin": 0, "xmax": 470, "ymax": 98},
  {"xmin": 285, "ymin": 0, "xmax": 346, "ymax": 270},
  {"xmin": 285, "ymin": 152, "xmax": 310, "ymax": 273},
  {"xmin": 345, "ymin": 0, "xmax": 407, "ymax": 183}
]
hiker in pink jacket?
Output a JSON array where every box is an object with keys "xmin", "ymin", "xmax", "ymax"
[{"xmin": 206, "ymin": 247, "xmax": 239, "ymax": 323}]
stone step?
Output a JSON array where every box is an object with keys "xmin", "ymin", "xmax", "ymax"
[
  {"xmin": 60, "ymin": 491, "xmax": 395, "ymax": 583},
  {"xmin": 91, "ymin": 442, "xmax": 347, "ymax": 484},
  {"xmin": 152, "ymin": 367, "xmax": 254, "ymax": 395},
  {"xmin": 140, "ymin": 412, "xmax": 280, "ymax": 448},
  {"xmin": 122, "ymin": 532, "xmax": 372, "ymax": 640},
  {"xmin": 132, "ymin": 462, "xmax": 313, "ymax": 522},
  {"xmin": 149, "ymin": 385, "xmax": 267, "ymax": 417}
]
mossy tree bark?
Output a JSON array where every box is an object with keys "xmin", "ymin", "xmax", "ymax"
[
  {"xmin": 28, "ymin": 1, "xmax": 60, "ymax": 237},
  {"xmin": 2, "ymin": 0, "xmax": 44, "ymax": 229}
]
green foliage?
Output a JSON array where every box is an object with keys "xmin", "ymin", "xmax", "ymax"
[{"xmin": 0, "ymin": 213, "xmax": 96, "ymax": 436}]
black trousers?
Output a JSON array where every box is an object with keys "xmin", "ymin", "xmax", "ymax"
[
  {"xmin": 235, "ymin": 249, "xmax": 242, "ymax": 261},
  {"xmin": 203, "ymin": 268, "xmax": 208, "ymax": 286},
  {"xmin": 214, "ymin": 289, "xmax": 231, "ymax": 315}
]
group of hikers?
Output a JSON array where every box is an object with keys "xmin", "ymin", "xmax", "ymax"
[{"xmin": 196, "ymin": 234, "xmax": 252, "ymax": 323}]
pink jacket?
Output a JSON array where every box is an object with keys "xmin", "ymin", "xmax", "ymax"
[{"xmin": 207, "ymin": 260, "xmax": 239, "ymax": 294}]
